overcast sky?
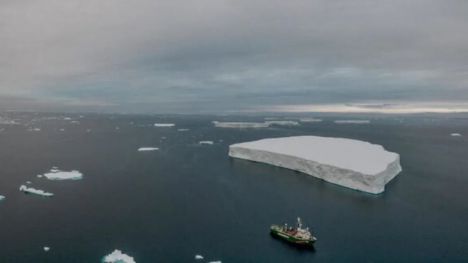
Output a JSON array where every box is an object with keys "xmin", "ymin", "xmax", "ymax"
[{"xmin": 1, "ymin": 0, "xmax": 467, "ymax": 113}]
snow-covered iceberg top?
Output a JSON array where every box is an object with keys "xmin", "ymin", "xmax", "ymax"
[
  {"xmin": 334, "ymin": 120, "xmax": 370, "ymax": 124},
  {"xmin": 41, "ymin": 167, "xmax": 83, "ymax": 180},
  {"xmin": 229, "ymin": 136, "xmax": 401, "ymax": 194},
  {"xmin": 213, "ymin": 121, "xmax": 269, "ymax": 128},
  {"xmin": 102, "ymin": 249, "xmax": 136, "ymax": 263},
  {"xmin": 154, "ymin": 123, "xmax": 175, "ymax": 127},
  {"xmin": 19, "ymin": 185, "xmax": 54, "ymax": 197},
  {"xmin": 137, "ymin": 147, "xmax": 159, "ymax": 151}
]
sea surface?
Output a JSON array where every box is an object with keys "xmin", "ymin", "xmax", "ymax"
[{"xmin": 0, "ymin": 112, "xmax": 467, "ymax": 262}]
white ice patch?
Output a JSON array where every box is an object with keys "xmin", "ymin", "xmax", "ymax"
[
  {"xmin": 334, "ymin": 120, "xmax": 371, "ymax": 124},
  {"xmin": 19, "ymin": 185, "xmax": 54, "ymax": 197},
  {"xmin": 195, "ymin": 255, "xmax": 204, "ymax": 260},
  {"xmin": 154, "ymin": 123, "xmax": 175, "ymax": 127},
  {"xmin": 0, "ymin": 195, "xmax": 5, "ymax": 201},
  {"xmin": 41, "ymin": 168, "xmax": 83, "ymax": 180},
  {"xmin": 138, "ymin": 147, "xmax": 159, "ymax": 152},
  {"xmin": 43, "ymin": 247, "xmax": 50, "ymax": 252},
  {"xmin": 177, "ymin": 128, "xmax": 190, "ymax": 132},
  {"xmin": 28, "ymin": 127, "xmax": 41, "ymax": 132},
  {"xmin": 229, "ymin": 136, "xmax": 401, "ymax": 194},
  {"xmin": 213, "ymin": 121, "xmax": 269, "ymax": 128},
  {"xmin": 299, "ymin": 118, "xmax": 323, "ymax": 123},
  {"xmin": 450, "ymin": 133, "xmax": 462, "ymax": 137},
  {"xmin": 265, "ymin": 120, "xmax": 300, "ymax": 126},
  {"xmin": 199, "ymin": 141, "xmax": 214, "ymax": 145},
  {"xmin": 208, "ymin": 261, "xmax": 222, "ymax": 263},
  {"xmin": 70, "ymin": 121, "xmax": 80, "ymax": 124},
  {"xmin": 102, "ymin": 249, "xmax": 136, "ymax": 263}
]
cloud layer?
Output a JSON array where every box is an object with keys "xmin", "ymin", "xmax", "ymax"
[{"xmin": 1, "ymin": 0, "xmax": 467, "ymax": 113}]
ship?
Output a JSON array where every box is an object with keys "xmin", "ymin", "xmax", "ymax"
[{"xmin": 270, "ymin": 217, "xmax": 317, "ymax": 246}]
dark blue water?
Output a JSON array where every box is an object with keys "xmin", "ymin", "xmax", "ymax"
[{"xmin": 0, "ymin": 113, "xmax": 467, "ymax": 262}]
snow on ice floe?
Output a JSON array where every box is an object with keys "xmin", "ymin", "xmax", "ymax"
[
  {"xmin": 19, "ymin": 185, "xmax": 54, "ymax": 197},
  {"xmin": 40, "ymin": 168, "xmax": 83, "ymax": 180},
  {"xmin": 137, "ymin": 147, "xmax": 159, "ymax": 152},
  {"xmin": 229, "ymin": 136, "xmax": 401, "ymax": 194},
  {"xmin": 450, "ymin": 133, "xmax": 462, "ymax": 137},
  {"xmin": 265, "ymin": 120, "xmax": 300, "ymax": 126},
  {"xmin": 199, "ymin": 141, "xmax": 214, "ymax": 145},
  {"xmin": 154, "ymin": 123, "xmax": 175, "ymax": 127},
  {"xmin": 102, "ymin": 249, "xmax": 136, "ymax": 263},
  {"xmin": 213, "ymin": 121, "xmax": 270, "ymax": 128},
  {"xmin": 195, "ymin": 254, "xmax": 204, "ymax": 260},
  {"xmin": 334, "ymin": 120, "xmax": 371, "ymax": 124},
  {"xmin": 299, "ymin": 118, "xmax": 323, "ymax": 123}
]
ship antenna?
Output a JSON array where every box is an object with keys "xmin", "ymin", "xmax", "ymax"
[{"xmin": 297, "ymin": 217, "xmax": 302, "ymax": 229}]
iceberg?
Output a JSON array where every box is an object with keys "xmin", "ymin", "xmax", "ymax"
[
  {"xmin": 195, "ymin": 255, "xmax": 204, "ymax": 260},
  {"xmin": 334, "ymin": 120, "xmax": 371, "ymax": 124},
  {"xmin": 43, "ymin": 247, "xmax": 50, "ymax": 252},
  {"xmin": 102, "ymin": 249, "xmax": 136, "ymax": 263},
  {"xmin": 229, "ymin": 136, "xmax": 401, "ymax": 194},
  {"xmin": 19, "ymin": 185, "xmax": 54, "ymax": 197},
  {"xmin": 213, "ymin": 121, "xmax": 269, "ymax": 128},
  {"xmin": 137, "ymin": 147, "xmax": 159, "ymax": 151},
  {"xmin": 450, "ymin": 133, "xmax": 462, "ymax": 137},
  {"xmin": 41, "ymin": 168, "xmax": 83, "ymax": 180},
  {"xmin": 199, "ymin": 141, "xmax": 214, "ymax": 145},
  {"xmin": 154, "ymin": 123, "xmax": 175, "ymax": 127}
]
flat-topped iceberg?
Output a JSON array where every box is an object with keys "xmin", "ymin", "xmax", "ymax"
[
  {"xmin": 41, "ymin": 167, "xmax": 83, "ymax": 180},
  {"xmin": 213, "ymin": 121, "xmax": 269, "ymax": 128},
  {"xmin": 102, "ymin": 249, "xmax": 136, "ymax": 263},
  {"xmin": 229, "ymin": 136, "xmax": 401, "ymax": 194},
  {"xmin": 19, "ymin": 185, "xmax": 54, "ymax": 197},
  {"xmin": 138, "ymin": 147, "xmax": 159, "ymax": 151}
]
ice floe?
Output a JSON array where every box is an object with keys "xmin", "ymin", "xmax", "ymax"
[
  {"xmin": 43, "ymin": 247, "xmax": 50, "ymax": 252},
  {"xmin": 265, "ymin": 120, "xmax": 300, "ymax": 126},
  {"xmin": 299, "ymin": 118, "xmax": 323, "ymax": 123},
  {"xmin": 177, "ymin": 128, "xmax": 190, "ymax": 132},
  {"xmin": 334, "ymin": 120, "xmax": 371, "ymax": 124},
  {"xmin": 137, "ymin": 147, "xmax": 159, "ymax": 152},
  {"xmin": 154, "ymin": 123, "xmax": 175, "ymax": 127},
  {"xmin": 208, "ymin": 261, "xmax": 222, "ymax": 263},
  {"xmin": 19, "ymin": 185, "xmax": 54, "ymax": 197},
  {"xmin": 0, "ymin": 195, "xmax": 5, "ymax": 201},
  {"xmin": 195, "ymin": 255, "xmax": 204, "ymax": 260},
  {"xmin": 213, "ymin": 121, "xmax": 269, "ymax": 128},
  {"xmin": 229, "ymin": 136, "xmax": 401, "ymax": 194},
  {"xmin": 450, "ymin": 133, "xmax": 462, "ymax": 137},
  {"xmin": 199, "ymin": 141, "xmax": 214, "ymax": 145},
  {"xmin": 28, "ymin": 127, "xmax": 41, "ymax": 132},
  {"xmin": 102, "ymin": 249, "xmax": 136, "ymax": 263},
  {"xmin": 41, "ymin": 168, "xmax": 83, "ymax": 180}
]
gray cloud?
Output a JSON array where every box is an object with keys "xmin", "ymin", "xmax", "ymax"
[{"xmin": 1, "ymin": 0, "xmax": 467, "ymax": 113}]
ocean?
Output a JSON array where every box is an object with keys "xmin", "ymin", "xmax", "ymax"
[{"xmin": 0, "ymin": 112, "xmax": 467, "ymax": 262}]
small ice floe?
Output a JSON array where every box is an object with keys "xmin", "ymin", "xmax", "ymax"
[
  {"xmin": 102, "ymin": 249, "xmax": 136, "ymax": 263},
  {"xmin": 177, "ymin": 128, "xmax": 190, "ymax": 132},
  {"xmin": 137, "ymin": 147, "xmax": 159, "ymax": 152},
  {"xmin": 154, "ymin": 123, "xmax": 175, "ymax": 127},
  {"xmin": 195, "ymin": 255, "xmax": 204, "ymax": 260},
  {"xmin": 208, "ymin": 261, "xmax": 222, "ymax": 263},
  {"xmin": 19, "ymin": 185, "xmax": 54, "ymax": 197},
  {"xmin": 450, "ymin": 133, "xmax": 462, "ymax": 137},
  {"xmin": 28, "ymin": 127, "xmax": 41, "ymax": 132},
  {"xmin": 213, "ymin": 121, "xmax": 269, "ymax": 128},
  {"xmin": 26, "ymin": 181, "xmax": 32, "ymax": 184},
  {"xmin": 41, "ymin": 167, "xmax": 83, "ymax": 180},
  {"xmin": 86, "ymin": 129, "xmax": 92, "ymax": 133},
  {"xmin": 265, "ymin": 120, "xmax": 300, "ymax": 126},
  {"xmin": 64, "ymin": 117, "xmax": 72, "ymax": 121},
  {"xmin": 199, "ymin": 141, "xmax": 214, "ymax": 145},
  {"xmin": 0, "ymin": 195, "xmax": 5, "ymax": 201},
  {"xmin": 59, "ymin": 128, "xmax": 65, "ymax": 132},
  {"xmin": 70, "ymin": 120, "xmax": 80, "ymax": 124},
  {"xmin": 43, "ymin": 246, "xmax": 50, "ymax": 252},
  {"xmin": 299, "ymin": 118, "xmax": 323, "ymax": 123},
  {"xmin": 334, "ymin": 120, "xmax": 371, "ymax": 124}
]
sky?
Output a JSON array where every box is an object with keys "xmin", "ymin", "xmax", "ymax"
[{"xmin": 1, "ymin": 0, "xmax": 468, "ymax": 113}]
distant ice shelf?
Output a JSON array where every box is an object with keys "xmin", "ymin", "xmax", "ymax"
[
  {"xmin": 102, "ymin": 249, "xmax": 135, "ymax": 263},
  {"xmin": 19, "ymin": 185, "xmax": 54, "ymax": 197},
  {"xmin": 229, "ymin": 136, "xmax": 401, "ymax": 194},
  {"xmin": 41, "ymin": 167, "xmax": 83, "ymax": 180},
  {"xmin": 138, "ymin": 147, "xmax": 159, "ymax": 151}
]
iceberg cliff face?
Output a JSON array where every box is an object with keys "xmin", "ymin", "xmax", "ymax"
[{"xmin": 229, "ymin": 136, "xmax": 401, "ymax": 194}]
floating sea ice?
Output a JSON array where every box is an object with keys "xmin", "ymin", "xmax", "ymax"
[
  {"xmin": 177, "ymin": 128, "xmax": 190, "ymax": 132},
  {"xmin": 213, "ymin": 121, "xmax": 269, "ymax": 128},
  {"xmin": 299, "ymin": 118, "xmax": 323, "ymax": 123},
  {"xmin": 37, "ymin": 174, "xmax": 43, "ymax": 178},
  {"xmin": 42, "ymin": 167, "xmax": 83, "ymax": 180},
  {"xmin": 28, "ymin": 127, "xmax": 41, "ymax": 132},
  {"xmin": 154, "ymin": 123, "xmax": 175, "ymax": 127},
  {"xmin": 334, "ymin": 120, "xmax": 371, "ymax": 124},
  {"xmin": 195, "ymin": 255, "xmax": 204, "ymax": 260},
  {"xmin": 0, "ymin": 195, "xmax": 5, "ymax": 201},
  {"xmin": 199, "ymin": 141, "xmax": 214, "ymax": 145},
  {"xmin": 26, "ymin": 181, "xmax": 32, "ymax": 184},
  {"xmin": 59, "ymin": 128, "xmax": 65, "ymax": 132},
  {"xmin": 70, "ymin": 120, "xmax": 80, "ymax": 124},
  {"xmin": 102, "ymin": 249, "xmax": 136, "ymax": 263},
  {"xmin": 137, "ymin": 147, "xmax": 159, "ymax": 152},
  {"xmin": 208, "ymin": 261, "xmax": 222, "ymax": 263},
  {"xmin": 19, "ymin": 185, "xmax": 54, "ymax": 197},
  {"xmin": 63, "ymin": 117, "xmax": 72, "ymax": 120},
  {"xmin": 450, "ymin": 133, "xmax": 462, "ymax": 137},
  {"xmin": 43, "ymin": 247, "xmax": 50, "ymax": 252},
  {"xmin": 265, "ymin": 120, "xmax": 300, "ymax": 126}
]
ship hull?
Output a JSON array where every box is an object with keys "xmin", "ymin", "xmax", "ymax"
[{"xmin": 270, "ymin": 226, "xmax": 316, "ymax": 246}]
